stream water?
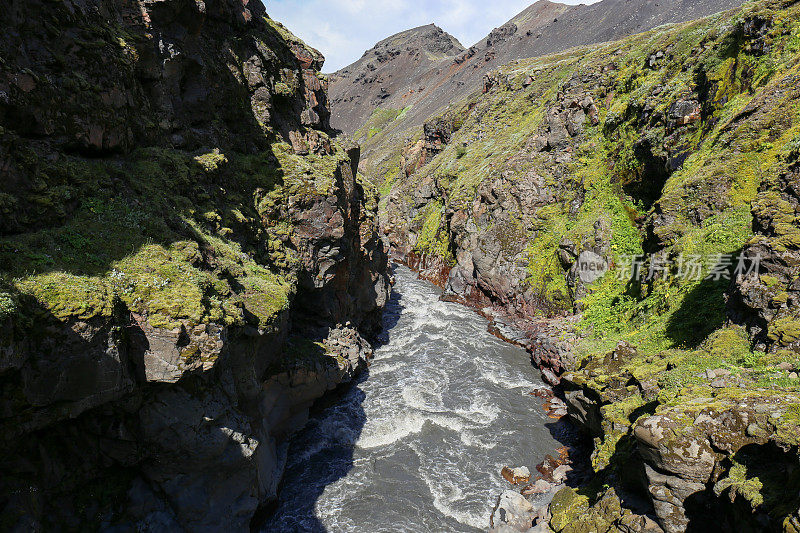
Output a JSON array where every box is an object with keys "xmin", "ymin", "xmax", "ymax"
[{"xmin": 264, "ymin": 266, "xmax": 562, "ymax": 532}]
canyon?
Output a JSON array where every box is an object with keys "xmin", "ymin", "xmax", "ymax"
[
  {"xmin": 265, "ymin": 265, "xmax": 567, "ymax": 532},
  {"xmin": 1, "ymin": 0, "xmax": 800, "ymax": 532},
  {"xmin": 370, "ymin": 0, "xmax": 800, "ymax": 531}
]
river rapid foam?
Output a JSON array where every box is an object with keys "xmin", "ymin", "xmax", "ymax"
[{"xmin": 264, "ymin": 266, "xmax": 560, "ymax": 532}]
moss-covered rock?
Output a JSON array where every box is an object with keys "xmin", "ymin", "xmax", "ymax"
[
  {"xmin": 0, "ymin": 1, "xmax": 389, "ymax": 530},
  {"xmin": 550, "ymin": 487, "xmax": 590, "ymax": 532}
]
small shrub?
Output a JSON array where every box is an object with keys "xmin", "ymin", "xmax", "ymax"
[
  {"xmin": 0, "ymin": 292, "xmax": 16, "ymax": 321},
  {"xmin": 194, "ymin": 149, "xmax": 228, "ymax": 173},
  {"xmin": 707, "ymin": 326, "xmax": 754, "ymax": 366},
  {"xmin": 787, "ymin": 134, "xmax": 800, "ymax": 161}
]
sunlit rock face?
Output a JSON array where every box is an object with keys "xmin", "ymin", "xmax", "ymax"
[{"xmin": 374, "ymin": 0, "xmax": 800, "ymax": 531}]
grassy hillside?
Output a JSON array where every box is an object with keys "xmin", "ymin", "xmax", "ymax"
[{"xmin": 389, "ymin": 0, "xmax": 800, "ymax": 361}]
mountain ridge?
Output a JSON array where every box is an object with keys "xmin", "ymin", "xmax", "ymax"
[{"xmin": 329, "ymin": 0, "xmax": 750, "ymax": 181}]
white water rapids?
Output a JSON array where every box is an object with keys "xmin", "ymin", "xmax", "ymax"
[{"xmin": 264, "ymin": 265, "xmax": 562, "ymax": 532}]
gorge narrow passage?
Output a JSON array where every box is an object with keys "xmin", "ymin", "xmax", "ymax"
[{"xmin": 265, "ymin": 266, "xmax": 563, "ymax": 532}]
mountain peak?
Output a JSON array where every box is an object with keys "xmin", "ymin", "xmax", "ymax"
[{"xmin": 362, "ymin": 24, "xmax": 465, "ymax": 62}]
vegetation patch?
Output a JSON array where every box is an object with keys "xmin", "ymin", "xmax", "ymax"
[
  {"xmin": 413, "ymin": 201, "xmax": 455, "ymax": 265},
  {"xmin": 0, "ymin": 132, "xmax": 350, "ymax": 333}
]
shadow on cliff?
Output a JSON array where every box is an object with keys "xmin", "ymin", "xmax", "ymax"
[
  {"xmin": 0, "ymin": 294, "xmax": 153, "ymax": 529},
  {"xmin": 258, "ymin": 372, "xmax": 369, "ymax": 533},
  {"xmin": 0, "ymin": 0, "xmax": 324, "ymax": 282},
  {"xmin": 665, "ymin": 250, "xmax": 743, "ymax": 349},
  {"xmin": 682, "ymin": 442, "xmax": 800, "ymax": 532},
  {"xmin": 258, "ymin": 280, "xmax": 405, "ymax": 532},
  {"xmin": 542, "ymin": 417, "xmax": 595, "ymax": 488},
  {"xmin": 374, "ymin": 264, "xmax": 404, "ymax": 346},
  {"xmin": 541, "ymin": 399, "xmax": 661, "ymax": 522},
  {"xmin": 1, "ymin": 117, "xmax": 284, "ymax": 287}
]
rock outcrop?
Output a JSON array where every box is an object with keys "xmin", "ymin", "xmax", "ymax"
[
  {"xmin": 729, "ymin": 159, "xmax": 800, "ymax": 351},
  {"xmin": 378, "ymin": 0, "xmax": 800, "ymax": 531},
  {"xmin": 0, "ymin": 0, "xmax": 388, "ymax": 530}
]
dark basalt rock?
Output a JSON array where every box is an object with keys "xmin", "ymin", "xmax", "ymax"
[
  {"xmin": 0, "ymin": 0, "xmax": 389, "ymax": 529},
  {"xmin": 729, "ymin": 162, "xmax": 800, "ymax": 352}
]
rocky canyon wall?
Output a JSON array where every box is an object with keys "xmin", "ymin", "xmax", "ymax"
[
  {"xmin": 381, "ymin": 0, "xmax": 800, "ymax": 530},
  {"xmin": 0, "ymin": 0, "xmax": 388, "ymax": 530}
]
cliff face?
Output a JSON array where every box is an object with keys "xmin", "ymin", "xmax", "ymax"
[
  {"xmin": 380, "ymin": 0, "xmax": 800, "ymax": 530},
  {"xmin": 0, "ymin": 0, "xmax": 388, "ymax": 530}
]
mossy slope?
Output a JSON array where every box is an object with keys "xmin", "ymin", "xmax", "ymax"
[{"xmin": 381, "ymin": 0, "xmax": 800, "ymax": 530}]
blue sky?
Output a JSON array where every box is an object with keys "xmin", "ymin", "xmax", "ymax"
[{"xmin": 264, "ymin": 0, "xmax": 600, "ymax": 72}]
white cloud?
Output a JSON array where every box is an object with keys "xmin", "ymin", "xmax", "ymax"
[{"xmin": 263, "ymin": 0, "xmax": 599, "ymax": 72}]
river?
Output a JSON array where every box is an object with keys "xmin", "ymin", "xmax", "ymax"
[{"xmin": 264, "ymin": 265, "xmax": 561, "ymax": 532}]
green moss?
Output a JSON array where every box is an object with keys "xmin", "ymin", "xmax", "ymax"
[
  {"xmin": 787, "ymin": 133, "xmax": 800, "ymax": 160},
  {"xmin": 594, "ymin": 394, "xmax": 647, "ymax": 469},
  {"xmin": 786, "ymin": 404, "xmax": 800, "ymax": 426},
  {"xmin": 0, "ymin": 122, "xmax": 359, "ymax": 332},
  {"xmin": 413, "ymin": 201, "xmax": 455, "ymax": 264},
  {"xmin": 524, "ymin": 218, "xmax": 571, "ymax": 310},
  {"xmin": 604, "ymin": 100, "xmax": 630, "ymax": 128},
  {"xmin": 273, "ymin": 81, "xmax": 293, "ymax": 97},
  {"xmin": 272, "ymin": 140, "xmax": 347, "ymax": 196},
  {"xmin": 7, "ymin": 224, "xmax": 289, "ymax": 331},
  {"xmin": 0, "ymin": 192, "xmax": 17, "ymax": 216},
  {"xmin": 15, "ymin": 273, "xmax": 114, "ymax": 321},
  {"xmin": 111, "ymin": 243, "xmax": 209, "ymax": 329},
  {"xmin": 356, "ymin": 107, "xmax": 412, "ymax": 141},
  {"xmin": 707, "ymin": 326, "xmax": 753, "ymax": 365},
  {"xmin": 379, "ymin": 173, "xmax": 396, "ymax": 196},
  {"xmin": 714, "ymin": 462, "xmax": 765, "ymax": 509},
  {"xmin": 239, "ymin": 267, "xmax": 291, "ymax": 324},
  {"xmin": 768, "ymin": 317, "xmax": 800, "ymax": 346},
  {"xmin": 550, "ymin": 488, "xmax": 591, "ymax": 532},
  {"xmin": 194, "ymin": 149, "xmax": 228, "ymax": 173}
]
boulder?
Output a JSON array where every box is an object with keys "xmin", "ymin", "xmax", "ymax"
[
  {"xmin": 523, "ymin": 479, "xmax": 555, "ymax": 496},
  {"xmin": 503, "ymin": 466, "xmax": 533, "ymax": 484},
  {"xmin": 551, "ymin": 465, "xmax": 573, "ymax": 484},
  {"xmin": 492, "ymin": 490, "xmax": 535, "ymax": 531}
]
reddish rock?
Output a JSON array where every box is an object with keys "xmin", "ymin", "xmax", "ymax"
[{"xmin": 502, "ymin": 466, "xmax": 532, "ymax": 485}]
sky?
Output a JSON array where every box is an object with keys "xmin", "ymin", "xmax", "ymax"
[{"xmin": 264, "ymin": 0, "xmax": 600, "ymax": 73}]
